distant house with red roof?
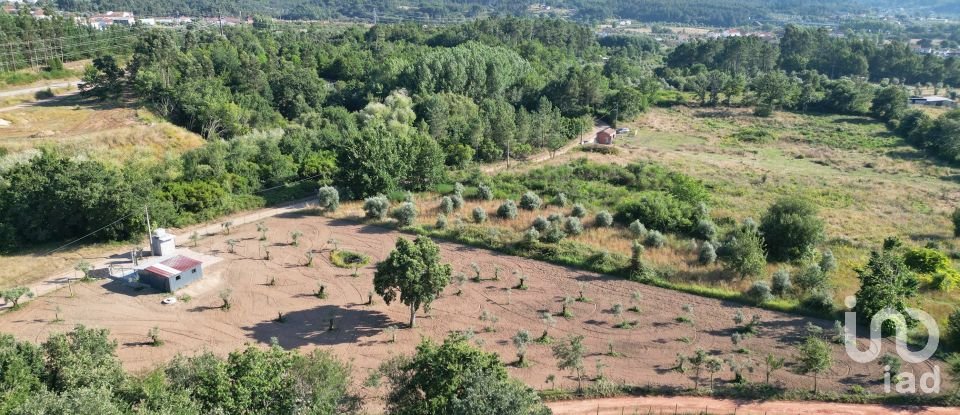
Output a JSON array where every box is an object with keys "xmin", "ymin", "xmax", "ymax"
[
  {"xmin": 137, "ymin": 255, "xmax": 203, "ymax": 292},
  {"xmin": 595, "ymin": 127, "xmax": 616, "ymax": 145}
]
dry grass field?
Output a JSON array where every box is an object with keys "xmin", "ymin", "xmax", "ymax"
[
  {"xmin": 0, "ymin": 214, "xmax": 942, "ymax": 400},
  {"xmin": 0, "ymin": 93, "xmax": 204, "ymax": 165}
]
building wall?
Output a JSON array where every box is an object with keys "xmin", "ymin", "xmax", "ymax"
[
  {"xmin": 168, "ymin": 266, "xmax": 203, "ymax": 292},
  {"xmin": 138, "ymin": 271, "xmax": 171, "ymax": 292}
]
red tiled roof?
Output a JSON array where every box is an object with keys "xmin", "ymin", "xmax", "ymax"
[{"xmin": 142, "ymin": 255, "xmax": 201, "ymax": 278}]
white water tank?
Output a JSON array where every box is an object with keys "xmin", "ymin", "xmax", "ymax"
[{"xmin": 151, "ymin": 228, "xmax": 176, "ymax": 257}]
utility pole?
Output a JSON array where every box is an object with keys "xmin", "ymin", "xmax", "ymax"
[
  {"xmin": 144, "ymin": 205, "xmax": 152, "ymax": 237},
  {"xmin": 374, "ymin": 8, "xmax": 378, "ymax": 25}
]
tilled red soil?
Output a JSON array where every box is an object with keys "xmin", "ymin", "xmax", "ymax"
[{"xmin": 0, "ymin": 215, "xmax": 943, "ymax": 400}]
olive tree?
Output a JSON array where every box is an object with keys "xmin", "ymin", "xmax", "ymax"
[
  {"xmin": 374, "ymin": 237, "xmax": 452, "ymax": 327},
  {"xmin": 317, "ymin": 186, "xmax": 340, "ymax": 213},
  {"xmin": 363, "ymin": 195, "xmax": 391, "ymax": 220},
  {"xmin": 497, "ymin": 200, "xmax": 518, "ymax": 219},
  {"xmin": 1, "ymin": 286, "xmax": 33, "ymax": 309},
  {"xmin": 794, "ymin": 336, "xmax": 833, "ymax": 393}
]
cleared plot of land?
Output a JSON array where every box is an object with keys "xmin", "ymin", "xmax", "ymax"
[
  {"xmin": 548, "ymin": 396, "xmax": 960, "ymax": 415},
  {"xmin": 0, "ymin": 214, "xmax": 938, "ymax": 396},
  {"xmin": 0, "ymin": 93, "xmax": 204, "ymax": 164}
]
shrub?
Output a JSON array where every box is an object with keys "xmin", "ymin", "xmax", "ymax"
[
  {"xmin": 317, "ymin": 186, "xmax": 340, "ymax": 213},
  {"xmin": 553, "ymin": 193, "xmax": 569, "ymax": 207},
  {"xmin": 532, "ymin": 216, "xmax": 549, "ymax": 232},
  {"xmin": 436, "ymin": 214, "xmax": 448, "ymax": 229},
  {"xmin": 595, "ymin": 211, "xmax": 613, "ymax": 227},
  {"xmin": 731, "ymin": 127, "xmax": 775, "ymax": 143},
  {"xmin": 614, "ymin": 191, "xmax": 695, "ymax": 234},
  {"xmin": 753, "ymin": 104, "xmax": 773, "ymax": 117},
  {"xmin": 391, "ymin": 202, "xmax": 418, "ymax": 227},
  {"xmin": 519, "ymin": 191, "xmax": 542, "ymax": 210},
  {"xmin": 439, "ymin": 196, "xmax": 454, "ymax": 214},
  {"xmin": 628, "ymin": 220, "xmax": 647, "ymax": 238},
  {"xmin": 719, "ymin": 224, "xmax": 767, "ymax": 279},
  {"xmin": 564, "ymin": 217, "xmax": 584, "ymax": 236},
  {"xmin": 523, "ymin": 228, "xmax": 540, "ymax": 245},
  {"xmin": 363, "ymin": 195, "xmax": 391, "ymax": 220},
  {"xmin": 802, "ymin": 289, "xmax": 835, "ymax": 313},
  {"xmin": 820, "ymin": 249, "xmax": 837, "ymax": 273},
  {"xmin": 643, "ymin": 230, "xmax": 666, "ymax": 248},
  {"xmin": 497, "ymin": 200, "xmax": 518, "ymax": 219},
  {"xmin": 746, "ymin": 281, "xmax": 773, "ymax": 303},
  {"xmin": 541, "ymin": 223, "xmax": 566, "ymax": 243},
  {"xmin": 477, "ymin": 183, "xmax": 493, "ymax": 200},
  {"xmin": 451, "ymin": 194, "xmax": 465, "ymax": 210},
  {"xmin": 472, "ymin": 207, "xmax": 487, "ymax": 223},
  {"xmin": 794, "ymin": 264, "xmax": 828, "ymax": 294},
  {"xmin": 694, "ymin": 219, "xmax": 717, "ymax": 242},
  {"xmin": 759, "ymin": 197, "xmax": 825, "ymax": 262},
  {"xmin": 454, "ymin": 182, "xmax": 465, "ymax": 195},
  {"xmin": 571, "ymin": 204, "xmax": 587, "ymax": 218},
  {"xmin": 547, "ymin": 213, "xmax": 563, "ymax": 223},
  {"xmin": 771, "ymin": 268, "xmax": 792, "ymax": 297},
  {"xmin": 698, "ymin": 242, "xmax": 717, "ymax": 265},
  {"xmin": 903, "ymin": 248, "xmax": 951, "ymax": 274},
  {"xmin": 946, "ymin": 309, "xmax": 960, "ymax": 347}
]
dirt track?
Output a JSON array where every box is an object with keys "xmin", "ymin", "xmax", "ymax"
[
  {"xmin": 0, "ymin": 214, "xmax": 941, "ymax": 405},
  {"xmin": 548, "ymin": 396, "xmax": 960, "ymax": 415}
]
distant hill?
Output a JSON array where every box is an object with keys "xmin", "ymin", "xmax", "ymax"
[{"xmin": 50, "ymin": 0, "xmax": 958, "ymax": 24}]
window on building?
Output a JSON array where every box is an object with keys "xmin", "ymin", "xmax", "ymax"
[{"xmin": 176, "ymin": 275, "xmax": 181, "ymax": 280}]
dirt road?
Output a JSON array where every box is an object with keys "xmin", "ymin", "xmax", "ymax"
[
  {"xmin": 548, "ymin": 396, "xmax": 960, "ymax": 415},
  {"xmin": 480, "ymin": 123, "xmax": 608, "ymax": 174},
  {"xmin": 0, "ymin": 81, "xmax": 82, "ymax": 99}
]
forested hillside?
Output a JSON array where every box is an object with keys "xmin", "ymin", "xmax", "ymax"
[
  {"xmin": 50, "ymin": 0, "xmax": 895, "ymax": 25},
  {"xmin": 0, "ymin": 18, "xmax": 659, "ymax": 251}
]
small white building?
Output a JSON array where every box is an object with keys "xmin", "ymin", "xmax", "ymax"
[
  {"xmin": 150, "ymin": 228, "xmax": 176, "ymax": 257},
  {"xmin": 909, "ymin": 96, "xmax": 956, "ymax": 109}
]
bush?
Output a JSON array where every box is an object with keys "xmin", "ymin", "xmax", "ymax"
[
  {"xmin": 532, "ymin": 216, "xmax": 549, "ymax": 232},
  {"xmin": 391, "ymin": 202, "xmax": 418, "ymax": 227},
  {"xmin": 801, "ymin": 289, "xmax": 835, "ymax": 313},
  {"xmin": 759, "ymin": 197, "xmax": 825, "ymax": 262},
  {"xmin": 472, "ymin": 207, "xmax": 487, "ymax": 223},
  {"xmin": 731, "ymin": 127, "xmax": 775, "ymax": 143},
  {"xmin": 794, "ymin": 264, "xmax": 828, "ymax": 294},
  {"xmin": 946, "ymin": 309, "xmax": 960, "ymax": 347},
  {"xmin": 477, "ymin": 183, "xmax": 493, "ymax": 200},
  {"xmin": 331, "ymin": 250, "xmax": 371, "ymax": 269},
  {"xmin": 698, "ymin": 242, "xmax": 717, "ymax": 265},
  {"xmin": 547, "ymin": 213, "xmax": 563, "ymax": 223},
  {"xmin": 436, "ymin": 214, "xmax": 448, "ymax": 229},
  {"xmin": 523, "ymin": 228, "xmax": 540, "ymax": 245},
  {"xmin": 553, "ymin": 193, "xmax": 569, "ymax": 207},
  {"xmin": 451, "ymin": 194, "xmax": 465, "ymax": 210},
  {"xmin": 571, "ymin": 204, "xmax": 587, "ymax": 218},
  {"xmin": 317, "ymin": 186, "xmax": 340, "ymax": 213},
  {"xmin": 694, "ymin": 219, "xmax": 717, "ymax": 242},
  {"xmin": 614, "ymin": 191, "xmax": 695, "ymax": 234},
  {"xmin": 541, "ymin": 223, "xmax": 566, "ymax": 243},
  {"xmin": 753, "ymin": 104, "xmax": 773, "ymax": 117},
  {"xmin": 771, "ymin": 268, "xmax": 792, "ymax": 297},
  {"xmin": 439, "ymin": 196, "xmax": 454, "ymax": 214},
  {"xmin": 454, "ymin": 182, "xmax": 465, "ymax": 195},
  {"xmin": 643, "ymin": 230, "xmax": 666, "ymax": 248},
  {"xmin": 497, "ymin": 200, "xmax": 518, "ymax": 219},
  {"xmin": 519, "ymin": 191, "xmax": 542, "ymax": 210},
  {"xmin": 820, "ymin": 249, "xmax": 837, "ymax": 273},
  {"xmin": 595, "ymin": 211, "xmax": 613, "ymax": 227},
  {"xmin": 628, "ymin": 220, "xmax": 647, "ymax": 238},
  {"xmin": 953, "ymin": 208, "xmax": 960, "ymax": 237},
  {"xmin": 746, "ymin": 281, "xmax": 773, "ymax": 303},
  {"xmin": 35, "ymin": 88, "xmax": 54, "ymax": 100},
  {"xmin": 564, "ymin": 217, "xmax": 584, "ymax": 236},
  {"xmin": 363, "ymin": 195, "xmax": 391, "ymax": 220},
  {"xmin": 719, "ymin": 224, "xmax": 767, "ymax": 279}
]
